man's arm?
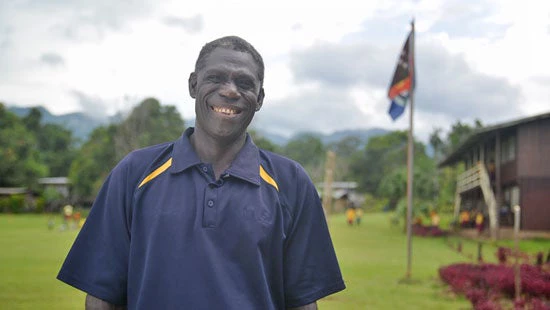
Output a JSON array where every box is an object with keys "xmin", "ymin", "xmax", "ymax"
[
  {"xmin": 85, "ymin": 295, "xmax": 126, "ymax": 310},
  {"xmin": 288, "ymin": 302, "xmax": 317, "ymax": 310}
]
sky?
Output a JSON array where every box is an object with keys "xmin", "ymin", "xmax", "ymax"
[{"xmin": 1, "ymin": 0, "xmax": 549, "ymax": 142}]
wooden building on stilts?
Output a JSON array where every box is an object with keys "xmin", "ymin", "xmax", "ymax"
[{"xmin": 439, "ymin": 112, "xmax": 550, "ymax": 239}]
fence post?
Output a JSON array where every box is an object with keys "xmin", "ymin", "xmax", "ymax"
[
  {"xmin": 513, "ymin": 205, "xmax": 521, "ymax": 302},
  {"xmin": 477, "ymin": 242, "xmax": 483, "ymax": 262}
]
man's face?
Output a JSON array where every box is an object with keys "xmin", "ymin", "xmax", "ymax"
[{"xmin": 189, "ymin": 47, "xmax": 264, "ymax": 141}]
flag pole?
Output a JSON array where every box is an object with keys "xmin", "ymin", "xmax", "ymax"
[{"xmin": 405, "ymin": 19, "xmax": 415, "ymax": 280}]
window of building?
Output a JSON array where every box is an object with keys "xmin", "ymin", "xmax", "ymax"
[{"xmin": 500, "ymin": 135, "xmax": 516, "ymax": 163}]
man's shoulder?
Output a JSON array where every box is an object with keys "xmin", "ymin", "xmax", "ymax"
[
  {"xmin": 123, "ymin": 141, "xmax": 175, "ymax": 167},
  {"xmin": 113, "ymin": 140, "xmax": 177, "ymax": 184},
  {"xmin": 257, "ymin": 149, "xmax": 313, "ymax": 190},
  {"xmin": 258, "ymin": 149, "xmax": 302, "ymax": 172}
]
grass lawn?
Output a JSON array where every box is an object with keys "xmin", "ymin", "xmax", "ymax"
[
  {"xmin": 0, "ymin": 214, "xmax": 84, "ymax": 309},
  {"xmin": 318, "ymin": 213, "xmax": 472, "ymax": 309},
  {"xmin": 2, "ymin": 212, "xmax": 546, "ymax": 309}
]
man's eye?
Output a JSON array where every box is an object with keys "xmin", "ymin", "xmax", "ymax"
[
  {"xmin": 237, "ymin": 79, "xmax": 254, "ymax": 90},
  {"xmin": 207, "ymin": 75, "xmax": 222, "ymax": 83}
]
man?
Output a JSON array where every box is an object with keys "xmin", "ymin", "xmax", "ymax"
[{"xmin": 58, "ymin": 36, "xmax": 345, "ymax": 309}]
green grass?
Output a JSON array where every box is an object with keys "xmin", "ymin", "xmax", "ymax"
[
  {"xmin": 496, "ymin": 238, "xmax": 550, "ymax": 254},
  {"xmin": 318, "ymin": 213, "xmax": 472, "ymax": 309},
  {"xmin": 2, "ymin": 213, "xmax": 547, "ymax": 309},
  {"xmin": 0, "ymin": 214, "xmax": 84, "ymax": 309}
]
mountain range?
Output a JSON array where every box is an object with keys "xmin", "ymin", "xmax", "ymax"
[{"xmin": 8, "ymin": 105, "xmax": 388, "ymax": 147}]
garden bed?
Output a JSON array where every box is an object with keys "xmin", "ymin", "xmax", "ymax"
[
  {"xmin": 439, "ymin": 248, "xmax": 550, "ymax": 309},
  {"xmin": 412, "ymin": 223, "xmax": 449, "ymax": 237}
]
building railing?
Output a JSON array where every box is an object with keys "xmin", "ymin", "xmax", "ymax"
[{"xmin": 455, "ymin": 162, "xmax": 499, "ymax": 240}]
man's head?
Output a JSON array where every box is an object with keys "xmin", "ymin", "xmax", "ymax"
[
  {"xmin": 194, "ymin": 36, "xmax": 264, "ymax": 87},
  {"xmin": 189, "ymin": 36, "xmax": 265, "ymax": 141}
]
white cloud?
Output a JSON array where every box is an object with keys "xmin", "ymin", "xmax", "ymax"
[{"xmin": 1, "ymin": 0, "xmax": 549, "ymax": 143}]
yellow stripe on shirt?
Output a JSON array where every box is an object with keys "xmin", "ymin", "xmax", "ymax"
[
  {"xmin": 138, "ymin": 158, "xmax": 173, "ymax": 188},
  {"xmin": 259, "ymin": 165, "xmax": 279, "ymax": 192}
]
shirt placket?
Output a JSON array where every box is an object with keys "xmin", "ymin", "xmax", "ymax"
[{"xmin": 199, "ymin": 164, "xmax": 219, "ymax": 228}]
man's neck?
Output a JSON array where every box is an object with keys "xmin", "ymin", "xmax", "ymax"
[{"xmin": 190, "ymin": 127, "xmax": 246, "ymax": 180}]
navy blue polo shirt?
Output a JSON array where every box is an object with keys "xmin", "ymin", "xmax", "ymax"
[{"xmin": 57, "ymin": 128, "xmax": 345, "ymax": 309}]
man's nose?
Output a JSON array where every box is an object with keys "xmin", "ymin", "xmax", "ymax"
[{"xmin": 219, "ymin": 82, "xmax": 240, "ymax": 100}]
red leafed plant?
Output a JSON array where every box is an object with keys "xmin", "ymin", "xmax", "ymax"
[
  {"xmin": 439, "ymin": 262, "xmax": 550, "ymax": 309},
  {"xmin": 412, "ymin": 223, "xmax": 449, "ymax": 237}
]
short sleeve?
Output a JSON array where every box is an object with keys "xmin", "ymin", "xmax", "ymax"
[
  {"xmin": 57, "ymin": 160, "xmax": 132, "ymax": 306},
  {"xmin": 283, "ymin": 166, "xmax": 346, "ymax": 307}
]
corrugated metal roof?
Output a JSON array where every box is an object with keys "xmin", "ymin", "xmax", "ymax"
[
  {"xmin": 38, "ymin": 177, "xmax": 71, "ymax": 185},
  {"xmin": 439, "ymin": 111, "xmax": 550, "ymax": 167},
  {"xmin": 0, "ymin": 187, "xmax": 27, "ymax": 195},
  {"xmin": 316, "ymin": 181, "xmax": 358, "ymax": 189}
]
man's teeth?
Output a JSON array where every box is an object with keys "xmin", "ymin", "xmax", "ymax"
[{"xmin": 213, "ymin": 107, "xmax": 237, "ymax": 115}]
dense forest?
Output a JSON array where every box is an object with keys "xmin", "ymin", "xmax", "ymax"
[{"xmin": 0, "ymin": 98, "xmax": 483, "ymax": 215}]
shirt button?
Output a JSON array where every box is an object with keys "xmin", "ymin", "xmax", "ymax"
[
  {"xmin": 202, "ymin": 166, "xmax": 208, "ymax": 172},
  {"xmin": 207, "ymin": 200, "xmax": 214, "ymax": 207}
]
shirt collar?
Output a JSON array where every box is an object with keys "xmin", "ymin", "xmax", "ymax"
[
  {"xmin": 171, "ymin": 127, "xmax": 261, "ymax": 186},
  {"xmin": 170, "ymin": 127, "xmax": 202, "ymax": 173}
]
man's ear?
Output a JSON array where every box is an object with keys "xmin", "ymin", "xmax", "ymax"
[
  {"xmin": 256, "ymin": 88, "xmax": 265, "ymax": 111},
  {"xmin": 188, "ymin": 72, "xmax": 197, "ymax": 98}
]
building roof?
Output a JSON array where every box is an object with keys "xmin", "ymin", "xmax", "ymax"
[
  {"xmin": 316, "ymin": 181, "xmax": 358, "ymax": 190},
  {"xmin": 0, "ymin": 187, "xmax": 27, "ymax": 195},
  {"xmin": 38, "ymin": 177, "xmax": 71, "ymax": 185},
  {"xmin": 439, "ymin": 111, "xmax": 550, "ymax": 167}
]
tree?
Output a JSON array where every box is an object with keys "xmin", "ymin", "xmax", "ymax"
[
  {"xmin": 444, "ymin": 119, "xmax": 483, "ymax": 155},
  {"xmin": 70, "ymin": 98, "xmax": 186, "ymax": 200},
  {"xmin": 429, "ymin": 128, "xmax": 444, "ymax": 161},
  {"xmin": 329, "ymin": 136, "xmax": 362, "ymax": 158},
  {"xmin": 424, "ymin": 120, "xmax": 485, "ymax": 213},
  {"xmin": 36, "ymin": 123, "xmax": 76, "ymax": 176},
  {"xmin": 346, "ymin": 129, "xmax": 438, "ymax": 211},
  {"xmin": 249, "ymin": 130, "xmax": 280, "ymax": 153},
  {"xmin": 328, "ymin": 136, "xmax": 362, "ymax": 181},
  {"xmin": 69, "ymin": 125, "xmax": 117, "ymax": 199},
  {"xmin": 0, "ymin": 103, "xmax": 48, "ymax": 187},
  {"xmin": 349, "ymin": 131, "xmax": 409, "ymax": 194},
  {"xmin": 18, "ymin": 106, "xmax": 77, "ymax": 177},
  {"xmin": 22, "ymin": 107, "xmax": 42, "ymax": 132},
  {"xmin": 114, "ymin": 98, "xmax": 184, "ymax": 161},
  {"xmin": 282, "ymin": 134, "xmax": 325, "ymax": 182}
]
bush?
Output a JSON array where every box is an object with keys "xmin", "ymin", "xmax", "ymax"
[
  {"xmin": 497, "ymin": 247, "xmax": 509, "ymax": 264},
  {"xmin": 439, "ymin": 263, "xmax": 550, "ymax": 309},
  {"xmin": 35, "ymin": 197, "xmax": 45, "ymax": 213},
  {"xmin": 8, "ymin": 195, "xmax": 25, "ymax": 213},
  {"xmin": 0, "ymin": 197, "xmax": 9, "ymax": 213},
  {"xmin": 42, "ymin": 187, "xmax": 63, "ymax": 212},
  {"xmin": 362, "ymin": 195, "xmax": 388, "ymax": 213},
  {"xmin": 412, "ymin": 223, "xmax": 449, "ymax": 237},
  {"xmin": 496, "ymin": 246, "xmax": 531, "ymax": 265}
]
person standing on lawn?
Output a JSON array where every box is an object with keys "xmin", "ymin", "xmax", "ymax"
[
  {"xmin": 57, "ymin": 35, "xmax": 345, "ymax": 310},
  {"xmin": 475, "ymin": 211, "xmax": 485, "ymax": 235},
  {"xmin": 346, "ymin": 205, "xmax": 356, "ymax": 226},
  {"xmin": 355, "ymin": 207, "xmax": 363, "ymax": 226}
]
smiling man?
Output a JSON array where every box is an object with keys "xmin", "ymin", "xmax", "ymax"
[{"xmin": 57, "ymin": 36, "xmax": 345, "ymax": 310}]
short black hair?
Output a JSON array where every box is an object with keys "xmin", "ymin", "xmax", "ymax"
[{"xmin": 194, "ymin": 36, "xmax": 264, "ymax": 85}]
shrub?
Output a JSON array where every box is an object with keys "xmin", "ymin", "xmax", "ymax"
[
  {"xmin": 497, "ymin": 247, "xmax": 509, "ymax": 264},
  {"xmin": 35, "ymin": 197, "xmax": 45, "ymax": 213},
  {"xmin": 412, "ymin": 223, "xmax": 449, "ymax": 237},
  {"xmin": 8, "ymin": 195, "xmax": 25, "ymax": 213},
  {"xmin": 439, "ymin": 263, "xmax": 550, "ymax": 309},
  {"xmin": 0, "ymin": 197, "xmax": 9, "ymax": 213}
]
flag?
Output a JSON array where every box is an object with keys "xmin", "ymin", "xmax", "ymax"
[{"xmin": 388, "ymin": 28, "xmax": 415, "ymax": 120}]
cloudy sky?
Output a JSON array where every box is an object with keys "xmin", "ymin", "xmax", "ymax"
[{"xmin": 1, "ymin": 0, "xmax": 549, "ymax": 141}]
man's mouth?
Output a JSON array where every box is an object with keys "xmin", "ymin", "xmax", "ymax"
[{"xmin": 212, "ymin": 106, "xmax": 239, "ymax": 116}]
